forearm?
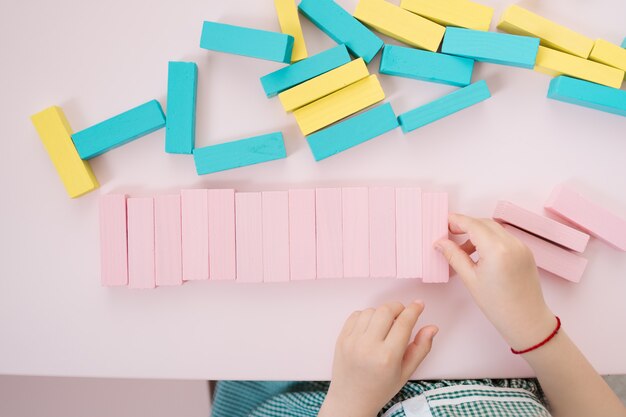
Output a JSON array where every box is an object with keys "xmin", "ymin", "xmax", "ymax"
[
  {"xmin": 318, "ymin": 391, "xmax": 375, "ymax": 417},
  {"xmin": 523, "ymin": 330, "xmax": 626, "ymax": 417}
]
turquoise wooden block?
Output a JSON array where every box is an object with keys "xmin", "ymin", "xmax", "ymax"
[
  {"xmin": 442, "ymin": 27, "xmax": 539, "ymax": 69},
  {"xmin": 193, "ymin": 133, "xmax": 287, "ymax": 175},
  {"xmin": 166, "ymin": 62, "xmax": 197, "ymax": 154},
  {"xmin": 622, "ymin": 38, "xmax": 626, "ymax": 48},
  {"xmin": 307, "ymin": 103, "xmax": 399, "ymax": 161},
  {"xmin": 260, "ymin": 45, "xmax": 352, "ymax": 98},
  {"xmin": 298, "ymin": 0, "xmax": 383, "ymax": 64},
  {"xmin": 398, "ymin": 80, "xmax": 491, "ymax": 133},
  {"xmin": 548, "ymin": 76, "xmax": 626, "ymax": 117},
  {"xmin": 200, "ymin": 21, "xmax": 294, "ymax": 63},
  {"xmin": 72, "ymin": 100, "xmax": 166, "ymax": 159},
  {"xmin": 379, "ymin": 44, "xmax": 474, "ymax": 87}
]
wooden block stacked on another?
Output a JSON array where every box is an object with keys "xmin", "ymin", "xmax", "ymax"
[
  {"xmin": 288, "ymin": 189, "xmax": 317, "ymax": 280},
  {"xmin": 369, "ymin": 187, "xmax": 397, "ymax": 278},
  {"xmin": 316, "ymin": 188, "xmax": 344, "ymax": 279},
  {"xmin": 99, "ymin": 194, "xmax": 128, "ymax": 286},
  {"xmin": 396, "ymin": 188, "xmax": 423, "ymax": 279},
  {"xmin": 588, "ymin": 39, "xmax": 626, "ymax": 73},
  {"xmin": 547, "ymin": 76, "xmax": 626, "ymax": 118},
  {"xmin": 208, "ymin": 189, "xmax": 237, "ymax": 280},
  {"xmin": 422, "ymin": 192, "xmax": 449, "ymax": 283},
  {"xmin": 342, "ymin": 187, "xmax": 370, "ymax": 278},
  {"xmin": 235, "ymin": 192, "xmax": 264, "ymax": 282},
  {"xmin": 262, "ymin": 191, "xmax": 291, "ymax": 282},
  {"xmin": 127, "ymin": 197, "xmax": 156, "ymax": 289},
  {"xmin": 400, "ymin": 0, "xmax": 493, "ymax": 32},
  {"xmin": 274, "ymin": 0, "xmax": 308, "ymax": 62},
  {"xmin": 155, "ymin": 195, "xmax": 183, "ymax": 286},
  {"xmin": 181, "ymin": 189, "xmax": 209, "ymax": 281}
]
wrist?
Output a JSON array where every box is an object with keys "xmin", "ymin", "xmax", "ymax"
[
  {"xmin": 502, "ymin": 307, "xmax": 557, "ymax": 352},
  {"xmin": 320, "ymin": 389, "xmax": 375, "ymax": 417}
]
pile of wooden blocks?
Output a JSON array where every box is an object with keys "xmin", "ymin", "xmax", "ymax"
[
  {"xmin": 100, "ymin": 187, "xmax": 449, "ymax": 288},
  {"xmin": 31, "ymin": 0, "xmax": 626, "ymax": 200}
]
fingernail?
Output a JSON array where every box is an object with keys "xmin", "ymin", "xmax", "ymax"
[{"xmin": 431, "ymin": 328, "xmax": 439, "ymax": 337}]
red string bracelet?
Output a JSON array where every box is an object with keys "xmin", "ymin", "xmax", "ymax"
[{"xmin": 510, "ymin": 316, "xmax": 561, "ymax": 355}]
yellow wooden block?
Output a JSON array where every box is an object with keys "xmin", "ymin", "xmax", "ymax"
[
  {"xmin": 274, "ymin": 0, "xmax": 308, "ymax": 62},
  {"xmin": 400, "ymin": 0, "xmax": 493, "ymax": 32},
  {"xmin": 353, "ymin": 0, "xmax": 445, "ymax": 52},
  {"xmin": 589, "ymin": 39, "xmax": 626, "ymax": 73},
  {"xmin": 31, "ymin": 106, "xmax": 99, "ymax": 198},
  {"xmin": 497, "ymin": 5, "xmax": 594, "ymax": 58},
  {"xmin": 534, "ymin": 46, "xmax": 624, "ymax": 89},
  {"xmin": 293, "ymin": 74, "xmax": 385, "ymax": 136},
  {"xmin": 279, "ymin": 58, "xmax": 370, "ymax": 112}
]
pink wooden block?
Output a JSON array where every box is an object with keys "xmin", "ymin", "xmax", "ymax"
[
  {"xmin": 493, "ymin": 200, "xmax": 589, "ymax": 253},
  {"xmin": 342, "ymin": 187, "xmax": 369, "ymax": 278},
  {"xmin": 316, "ymin": 188, "xmax": 343, "ymax": 279},
  {"xmin": 99, "ymin": 194, "xmax": 128, "ymax": 286},
  {"xmin": 181, "ymin": 189, "xmax": 209, "ymax": 280},
  {"xmin": 545, "ymin": 184, "xmax": 626, "ymax": 252},
  {"xmin": 127, "ymin": 197, "xmax": 155, "ymax": 289},
  {"xmin": 504, "ymin": 224, "xmax": 588, "ymax": 283},
  {"xmin": 154, "ymin": 195, "xmax": 182, "ymax": 286},
  {"xmin": 422, "ymin": 192, "xmax": 449, "ymax": 283},
  {"xmin": 235, "ymin": 192, "xmax": 264, "ymax": 283},
  {"xmin": 288, "ymin": 189, "xmax": 317, "ymax": 280},
  {"xmin": 208, "ymin": 189, "xmax": 236, "ymax": 280},
  {"xmin": 262, "ymin": 191, "xmax": 290, "ymax": 282},
  {"xmin": 396, "ymin": 187, "xmax": 422, "ymax": 279},
  {"xmin": 369, "ymin": 187, "xmax": 396, "ymax": 278}
]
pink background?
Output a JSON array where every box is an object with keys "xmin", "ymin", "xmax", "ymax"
[{"xmin": 1, "ymin": 0, "xmax": 625, "ymax": 380}]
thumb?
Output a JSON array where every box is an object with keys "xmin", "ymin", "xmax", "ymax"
[
  {"xmin": 435, "ymin": 238, "xmax": 476, "ymax": 284},
  {"xmin": 401, "ymin": 326, "xmax": 438, "ymax": 380}
]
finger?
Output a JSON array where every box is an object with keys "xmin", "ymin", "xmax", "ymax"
[
  {"xmin": 448, "ymin": 214, "xmax": 500, "ymax": 253},
  {"xmin": 401, "ymin": 325, "xmax": 438, "ymax": 381},
  {"xmin": 366, "ymin": 302, "xmax": 406, "ymax": 340},
  {"xmin": 352, "ymin": 308, "xmax": 375, "ymax": 335},
  {"xmin": 338, "ymin": 310, "xmax": 361, "ymax": 339},
  {"xmin": 435, "ymin": 239, "xmax": 476, "ymax": 283},
  {"xmin": 385, "ymin": 301, "xmax": 424, "ymax": 348},
  {"xmin": 459, "ymin": 239, "xmax": 476, "ymax": 255}
]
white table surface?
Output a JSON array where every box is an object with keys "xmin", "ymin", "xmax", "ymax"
[{"xmin": 1, "ymin": 0, "xmax": 625, "ymax": 380}]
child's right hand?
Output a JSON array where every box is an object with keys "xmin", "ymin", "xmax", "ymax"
[{"xmin": 435, "ymin": 214, "xmax": 557, "ymax": 352}]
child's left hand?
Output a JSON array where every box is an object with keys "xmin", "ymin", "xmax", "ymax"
[{"xmin": 319, "ymin": 301, "xmax": 438, "ymax": 417}]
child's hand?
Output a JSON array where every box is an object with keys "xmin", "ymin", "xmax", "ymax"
[
  {"xmin": 319, "ymin": 302, "xmax": 438, "ymax": 417},
  {"xmin": 435, "ymin": 213, "xmax": 556, "ymax": 351}
]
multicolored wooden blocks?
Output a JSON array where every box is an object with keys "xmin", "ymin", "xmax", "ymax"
[
  {"xmin": 547, "ymin": 76, "xmax": 626, "ymax": 118},
  {"xmin": 400, "ymin": 0, "xmax": 493, "ymax": 32},
  {"xmin": 588, "ymin": 39, "xmax": 626, "ymax": 73}
]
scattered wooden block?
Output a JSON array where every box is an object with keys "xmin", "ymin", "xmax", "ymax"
[
  {"xmin": 398, "ymin": 80, "xmax": 491, "ymax": 133},
  {"xmin": 127, "ymin": 197, "xmax": 155, "ymax": 289},
  {"xmin": 545, "ymin": 184, "xmax": 626, "ymax": 252},
  {"xmin": 261, "ymin": 45, "xmax": 352, "ymax": 98},
  {"xmin": 534, "ymin": 46, "xmax": 624, "ymax": 89},
  {"xmin": 278, "ymin": 58, "xmax": 369, "ymax": 112},
  {"xmin": 493, "ymin": 200, "xmax": 589, "ymax": 253},
  {"xmin": 99, "ymin": 194, "xmax": 128, "ymax": 286},
  {"xmin": 298, "ymin": 0, "xmax": 383, "ymax": 63},
  {"xmin": 422, "ymin": 192, "xmax": 449, "ymax": 283},
  {"xmin": 400, "ymin": 0, "xmax": 493, "ymax": 31},
  {"xmin": 208, "ymin": 189, "xmax": 236, "ymax": 280},
  {"xmin": 306, "ymin": 103, "xmax": 398, "ymax": 161},
  {"xmin": 379, "ymin": 44, "xmax": 474, "ymax": 86},
  {"xmin": 181, "ymin": 189, "xmax": 209, "ymax": 280},
  {"xmin": 274, "ymin": 0, "xmax": 308, "ymax": 62},
  {"xmin": 31, "ymin": 106, "xmax": 99, "ymax": 198},
  {"xmin": 497, "ymin": 5, "xmax": 594, "ymax": 58},
  {"xmin": 503, "ymin": 224, "xmax": 587, "ymax": 283},
  {"xmin": 353, "ymin": 0, "xmax": 445, "ymax": 52},
  {"xmin": 589, "ymin": 39, "xmax": 626, "ymax": 73},
  {"xmin": 262, "ymin": 191, "xmax": 290, "ymax": 282},
  {"xmin": 288, "ymin": 189, "xmax": 317, "ymax": 280},
  {"xmin": 369, "ymin": 187, "xmax": 397, "ymax": 278},
  {"xmin": 199, "ymin": 21, "xmax": 294, "ymax": 63},
  {"xmin": 342, "ymin": 187, "xmax": 369, "ymax": 278},
  {"xmin": 441, "ymin": 27, "xmax": 539, "ymax": 69},
  {"xmin": 193, "ymin": 132, "xmax": 286, "ymax": 175},
  {"xmin": 236, "ymin": 192, "xmax": 264, "ymax": 282},
  {"xmin": 547, "ymin": 76, "xmax": 626, "ymax": 118},
  {"xmin": 72, "ymin": 100, "xmax": 165, "ymax": 160},
  {"xmin": 155, "ymin": 195, "xmax": 183, "ymax": 286},
  {"xmin": 396, "ymin": 187, "xmax": 423, "ymax": 279},
  {"xmin": 293, "ymin": 74, "xmax": 385, "ymax": 136},
  {"xmin": 622, "ymin": 38, "xmax": 626, "ymax": 48},
  {"xmin": 165, "ymin": 61, "xmax": 197, "ymax": 154},
  {"xmin": 316, "ymin": 188, "xmax": 343, "ymax": 279}
]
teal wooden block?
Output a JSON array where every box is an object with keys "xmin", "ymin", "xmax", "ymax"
[
  {"xmin": 260, "ymin": 45, "xmax": 352, "ymax": 98},
  {"xmin": 379, "ymin": 44, "xmax": 474, "ymax": 87},
  {"xmin": 193, "ymin": 133, "xmax": 287, "ymax": 175},
  {"xmin": 166, "ymin": 62, "xmax": 197, "ymax": 154},
  {"xmin": 622, "ymin": 38, "xmax": 626, "ymax": 48},
  {"xmin": 298, "ymin": 0, "xmax": 383, "ymax": 64},
  {"xmin": 200, "ymin": 21, "xmax": 294, "ymax": 63},
  {"xmin": 306, "ymin": 103, "xmax": 399, "ymax": 161},
  {"xmin": 442, "ymin": 27, "xmax": 539, "ymax": 69},
  {"xmin": 398, "ymin": 80, "xmax": 491, "ymax": 133},
  {"xmin": 72, "ymin": 100, "xmax": 166, "ymax": 159},
  {"xmin": 548, "ymin": 76, "xmax": 626, "ymax": 117}
]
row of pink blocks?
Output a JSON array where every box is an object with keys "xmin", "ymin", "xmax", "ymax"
[{"xmin": 100, "ymin": 187, "xmax": 449, "ymax": 288}]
